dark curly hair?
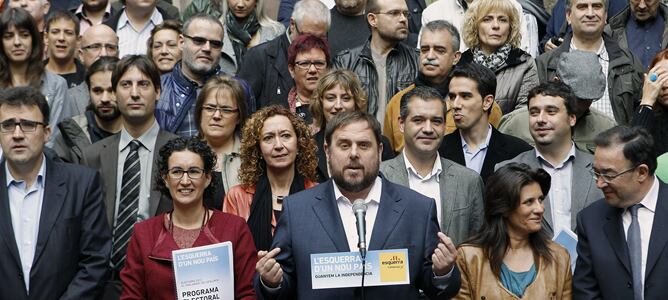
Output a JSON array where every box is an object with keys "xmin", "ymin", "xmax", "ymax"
[
  {"xmin": 155, "ymin": 137, "xmax": 221, "ymax": 203},
  {"xmin": 238, "ymin": 105, "xmax": 319, "ymax": 186}
]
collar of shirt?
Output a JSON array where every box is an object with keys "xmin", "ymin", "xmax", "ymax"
[
  {"xmin": 118, "ymin": 7, "xmax": 162, "ymax": 31},
  {"xmin": 119, "ymin": 119, "xmax": 160, "ymax": 153},
  {"xmin": 5, "ymin": 154, "xmax": 46, "ymax": 190},
  {"xmin": 570, "ymin": 40, "xmax": 609, "ymax": 62},
  {"xmin": 460, "ymin": 124, "xmax": 493, "ymax": 155},
  {"xmin": 333, "ymin": 176, "xmax": 383, "ymax": 206},
  {"xmin": 75, "ymin": 2, "xmax": 112, "ymax": 19},
  {"xmin": 630, "ymin": 175, "xmax": 659, "ymax": 214},
  {"xmin": 402, "ymin": 150, "xmax": 442, "ymax": 182},
  {"xmin": 535, "ymin": 143, "xmax": 576, "ymax": 169}
]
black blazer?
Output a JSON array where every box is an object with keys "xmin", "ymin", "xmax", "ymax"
[
  {"xmin": 439, "ymin": 127, "xmax": 532, "ymax": 182},
  {"xmin": 573, "ymin": 180, "xmax": 668, "ymax": 299},
  {"xmin": 0, "ymin": 157, "xmax": 111, "ymax": 299}
]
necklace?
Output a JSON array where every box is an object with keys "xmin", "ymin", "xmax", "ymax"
[{"xmin": 168, "ymin": 205, "xmax": 208, "ymax": 234}]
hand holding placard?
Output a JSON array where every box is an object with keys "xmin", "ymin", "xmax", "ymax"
[
  {"xmin": 432, "ymin": 232, "xmax": 457, "ymax": 276},
  {"xmin": 257, "ymin": 248, "xmax": 283, "ymax": 288}
]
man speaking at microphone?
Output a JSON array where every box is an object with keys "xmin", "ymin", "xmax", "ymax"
[{"xmin": 255, "ymin": 111, "xmax": 461, "ymax": 299}]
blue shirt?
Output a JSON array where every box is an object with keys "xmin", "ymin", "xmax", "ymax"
[
  {"xmin": 500, "ymin": 263, "xmax": 537, "ymax": 297},
  {"xmin": 626, "ymin": 13, "xmax": 665, "ymax": 70}
]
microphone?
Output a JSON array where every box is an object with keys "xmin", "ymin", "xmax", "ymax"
[{"xmin": 352, "ymin": 199, "xmax": 367, "ymax": 259}]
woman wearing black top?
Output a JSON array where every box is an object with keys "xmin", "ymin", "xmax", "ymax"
[{"xmin": 632, "ymin": 48, "xmax": 668, "ymax": 157}]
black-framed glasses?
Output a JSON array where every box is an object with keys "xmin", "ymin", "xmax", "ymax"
[
  {"xmin": 81, "ymin": 43, "xmax": 118, "ymax": 53},
  {"xmin": 202, "ymin": 105, "xmax": 239, "ymax": 117},
  {"xmin": 590, "ymin": 166, "xmax": 638, "ymax": 183},
  {"xmin": 167, "ymin": 167, "xmax": 205, "ymax": 180},
  {"xmin": 183, "ymin": 34, "xmax": 223, "ymax": 49},
  {"xmin": 0, "ymin": 119, "xmax": 47, "ymax": 133},
  {"xmin": 293, "ymin": 60, "xmax": 327, "ymax": 70},
  {"xmin": 374, "ymin": 10, "xmax": 411, "ymax": 19}
]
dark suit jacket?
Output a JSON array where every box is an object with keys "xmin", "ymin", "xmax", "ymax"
[
  {"xmin": 237, "ymin": 34, "xmax": 293, "ymax": 111},
  {"xmin": 439, "ymin": 127, "xmax": 532, "ymax": 183},
  {"xmin": 405, "ymin": 0, "xmax": 426, "ymax": 47},
  {"xmin": 256, "ymin": 178, "xmax": 461, "ymax": 300},
  {"xmin": 0, "ymin": 156, "xmax": 111, "ymax": 299},
  {"xmin": 573, "ymin": 180, "xmax": 668, "ymax": 299},
  {"xmin": 80, "ymin": 130, "xmax": 176, "ymax": 229}
]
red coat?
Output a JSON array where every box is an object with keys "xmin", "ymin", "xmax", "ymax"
[{"xmin": 120, "ymin": 210, "xmax": 258, "ymax": 300}]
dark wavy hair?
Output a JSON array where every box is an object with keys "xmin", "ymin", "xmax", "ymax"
[
  {"xmin": 465, "ymin": 162, "xmax": 553, "ymax": 276},
  {"xmin": 238, "ymin": 105, "xmax": 318, "ymax": 186},
  {"xmin": 0, "ymin": 8, "xmax": 45, "ymax": 89},
  {"xmin": 155, "ymin": 137, "xmax": 221, "ymax": 203}
]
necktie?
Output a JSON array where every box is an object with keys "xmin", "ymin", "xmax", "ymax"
[
  {"xmin": 628, "ymin": 204, "xmax": 643, "ymax": 300},
  {"xmin": 111, "ymin": 140, "xmax": 141, "ymax": 271}
]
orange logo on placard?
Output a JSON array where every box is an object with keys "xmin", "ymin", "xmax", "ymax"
[{"xmin": 379, "ymin": 252, "xmax": 407, "ymax": 282}]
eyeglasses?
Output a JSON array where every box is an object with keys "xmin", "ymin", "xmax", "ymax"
[
  {"xmin": 0, "ymin": 119, "xmax": 46, "ymax": 133},
  {"xmin": 183, "ymin": 34, "xmax": 223, "ymax": 49},
  {"xmin": 293, "ymin": 60, "xmax": 327, "ymax": 70},
  {"xmin": 202, "ymin": 105, "xmax": 239, "ymax": 117},
  {"xmin": 374, "ymin": 10, "xmax": 411, "ymax": 19},
  {"xmin": 167, "ymin": 167, "xmax": 205, "ymax": 180},
  {"xmin": 590, "ymin": 166, "xmax": 638, "ymax": 183},
  {"xmin": 81, "ymin": 43, "xmax": 118, "ymax": 53}
]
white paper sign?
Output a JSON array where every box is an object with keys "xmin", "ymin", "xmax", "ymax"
[
  {"xmin": 172, "ymin": 242, "xmax": 234, "ymax": 300},
  {"xmin": 311, "ymin": 249, "xmax": 410, "ymax": 289}
]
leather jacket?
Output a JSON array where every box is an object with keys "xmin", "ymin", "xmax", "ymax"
[{"xmin": 333, "ymin": 39, "xmax": 419, "ymax": 116}]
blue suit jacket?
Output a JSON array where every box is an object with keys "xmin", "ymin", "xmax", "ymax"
[
  {"xmin": 256, "ymin": 177, "xmax": 461, "ymax": 300},
  {"xmin": 573, "ymin": 179, "xmax": 668, "ymax": 299},
  {"xmin": 0, "ymin": 156, "xmax": 111, "ymax": 299}
]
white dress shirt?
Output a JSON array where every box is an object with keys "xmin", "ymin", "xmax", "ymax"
[
  {"xmin": 116, "ymin": 8, "xmax": 163, "ymax": 58},
  {"xmin": 623, "ymin": 176, "xmax": 658, "ymax": 292},
  {"xmin": 536, "ymin": 145, "xmax": 576, "ymax": 235},
  {"xmin": 334, "ymin": 177, "xmax": 382, "ymax": 252},
  {"xmin": 403, "ymin": 151, "xmax": 443, "ymax": 224},
  {"xmin": 461, "ymin": 124, "xmax": 492, "ymax": 175},
  {"xmin": 115, "ymin": 120, "xmax": 160, "ymax": 224},
  {"xmin": 6, "ymin": 155, "xmax": 46, "ymax": 292}
]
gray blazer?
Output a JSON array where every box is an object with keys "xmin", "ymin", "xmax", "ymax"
[
  {"xmin": 495, "ymin": 148, "xmax": 603, "ymax": 235},
  {"xmin": 80, "ymin": 130, "xmax": 176, "ymax": 227},
  {"xmin": 380, "ymin": 154, "xmax": 484, "ymax": 245}
]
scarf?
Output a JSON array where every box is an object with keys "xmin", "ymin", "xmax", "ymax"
[
  {"xmin": 247, "ymin": 172, "xmax": 306, "ymax": 251},
  {"xmin": 226, "ymin": 10, "xmax": 261, "ymax": 69},
  {"xmin": 472, "ymin": 43, "xmax": 512, "ymax": 72}
]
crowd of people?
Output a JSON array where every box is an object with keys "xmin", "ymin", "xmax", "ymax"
[{"xmin": 1, "ymin": 0, "xmax": 668, "ymax": 299}]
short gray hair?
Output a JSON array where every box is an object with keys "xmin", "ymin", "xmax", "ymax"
[
  {"xmin": 182, "ymin": 14, "xmax": 224, "ymax": 39},
  {"xmin": 422, "ymin": 20, "xmax": 461, "ymax": 53},
  {"xmin": 292, "ymin": 0, "xmax": 331, "ymax": 30},
  {"xmin": 565, "ymin": 0, "xmax": 607, "ymax": 11}
]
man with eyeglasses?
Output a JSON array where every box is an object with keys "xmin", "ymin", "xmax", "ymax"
[
  {"xmin": 81, "ymin": 55, "xmax": 176, "ymax": 299},
  {"xmin": 156, "ymin": 14, "xmax": 253, "ymax": 138},
  {"xmin": 0, "ymin": 86, "xmax": 111, "ymax": 299},
  {"xmin": 574, "ymin": 125, "xmax": 668, "ymax": 299},
  {"xmin": 496, "ymin": 81, "xmax": 603, "ymax": 237},
  {"xmin": 333, "ymin": 0, "xmax": 419, "ymax": 129},
  {"xmin": 63, "ymin": 24, "xmax": 119, "ymax": 120}
]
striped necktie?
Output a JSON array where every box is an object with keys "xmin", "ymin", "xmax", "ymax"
[{"xmin": 111, "ymin": 140, "xmax": 141, "ymax": 271}]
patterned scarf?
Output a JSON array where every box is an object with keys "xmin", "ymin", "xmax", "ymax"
[
  {"xmin": 225, "ymin": 10, "xmax": 261, "ymax": 69},
  {"xmin": 472, "ymin": 43, "xmax": 512, "ymax": 72}
]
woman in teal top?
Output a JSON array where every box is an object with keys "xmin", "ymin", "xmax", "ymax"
[{"xmin": 453, "ymin": 163, "xmax": 572, "ymax": 299}]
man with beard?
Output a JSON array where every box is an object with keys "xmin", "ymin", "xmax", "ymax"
[
  {"xmin": 254, "ymin": 111, "xmax": 461, "ymax": 299},
  {"xmin": 71, "ymin": 0, "xmax": 114, "ymax": 36},
  {"xmin": 328, "ymin": 0, "xmax": 370, "ymax": 55},
  {"xmin": 333, "ymin": 0, "xmax": 419, "ymax": 129},
  {"xmin": 156, "ymin": 14, "xmax": 252, "ymax": 137},
  {"xmin": 52, "ymin": 57, "xmax": 122, "ymax": 163},
  {"xmin": 43, "ymin": 11, "xmax": 86, "ymax": 88},
  {"xmin": 496, "ymin": 81, "xmax": 603, "ymax": 237}
]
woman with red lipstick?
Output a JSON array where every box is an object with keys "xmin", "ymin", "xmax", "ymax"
[
  {"xmin": 0, "ymin": 7, "xmax": 68, "ymax": 142},
  {"xmin": 458, "ymin": 0, "xmax": 538, "ymax": 114},
  {"xmin": 309, "ymin": 69, "xmax": 395, "ymax": 182},
  {"xmin": 147, "ymin": 19, "xmax": 183, "ymax": 74},
  {"xmin": 631, "ymin": 49, "xmax": 668, "ymax": 157},
  {"xmin": 223, "ymin": 105, "xmax": 318, "ymax": 251},
  {"xmin": 120, "ymin": 137, "xmax": 257, "ymax": 300},
  {"xmin": 453, "ymin": 163, "xmax": 572, "ymax": 299}
]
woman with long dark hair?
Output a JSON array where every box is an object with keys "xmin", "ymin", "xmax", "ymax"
[{"xmin": 454, "ymin": 163, "xmax": 572, "ymax": 299}]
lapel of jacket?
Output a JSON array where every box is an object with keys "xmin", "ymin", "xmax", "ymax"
[
  {"xmin": 369, "ymin": 177, "xmax": 406, "ymax": 250},
  {"xmin": 312, "ymin": 181, "xmax": 349, "ymax": 252},
  {"xmin": 271, "ymin": 35, "xmax": 292, "ymax": 91},
  {"xmin": 441, "ymin": 130, "xmax": 465, "ymax": 167},
  {"xmin": 480, "ymin": 128, "xmax": 502, "ymax": 179},
  {"xmin": 603, "ymin": 205, "xmax": 632, "ymax": 274},
  {"xmin": 645, "ymin": 181, "xmax": 668, "ymax": 278},
  {"xmin": 150, "ymin": 130, "xmax": 173, "ymax": 215},
  {"xmin": 33, "ymin": 158, "xmax": 67, "ymax": 265},
  {"xmin": 385, "ymin": 154, "xmax": 410, "ymax": 185},
  {"xmin": 100, "ymin": 135, "xmax": 120, "ymax": 225},
  {"xmin": 0, "ymin": 161, "xmax": 22, "ymax": 270},
  {"xmin": 570, "ymin": 151, "xmax": 593, "ymax": 229},
  {"xmin": 439, "ymin": 159, "xmax": 457, "ymax": 233}
]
